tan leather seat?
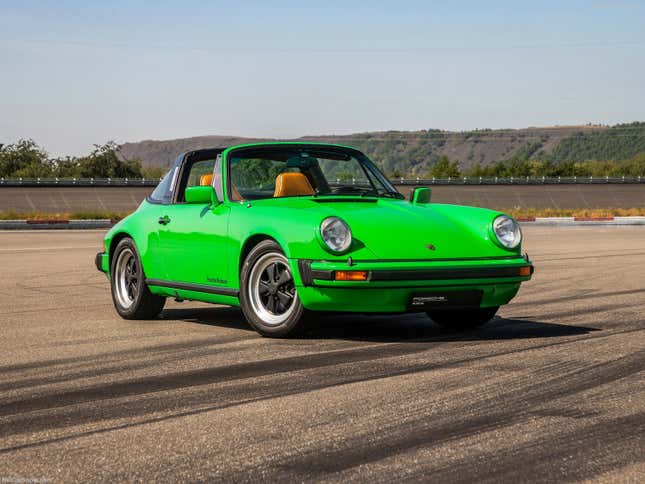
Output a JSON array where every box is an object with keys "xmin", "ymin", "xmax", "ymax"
[
  {"xmin": 201, "ymin": 172, "xmax": 244, "ymax": 200},
  {"xmin": 273, "ymin": 172, "xmax": 315, "ymax": 198}
]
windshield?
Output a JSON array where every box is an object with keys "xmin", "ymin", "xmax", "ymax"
[{"xmin": 227, "ymin": 146, "xmax": 402, "ymax": 201}]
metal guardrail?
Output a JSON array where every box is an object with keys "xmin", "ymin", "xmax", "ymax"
[
  {"xmin": 393, "ymin": 176, "xmax": 645, "ymax": 185},
  {"xmin": 0, "ymin": 176, "xmax": 644, "ymax": 187},
  {"xmin": 0, "ymin": 177, "xmax": 160, "ymax": 187}
]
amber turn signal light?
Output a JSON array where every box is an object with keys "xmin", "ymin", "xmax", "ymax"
[
  {"xmin": 334, "ymin": 270, "xmax": 368, "ymax": 281},
  {"xmin": 519, "ymin": 266, "xmax": 532, "ymax": 277}
]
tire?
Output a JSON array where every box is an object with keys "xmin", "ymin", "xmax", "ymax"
[
  {"xmin": 110, "ymin": 238, "xmax": 166, "ymax": 320},
  {"xmin": 427, "ymin": 306, "xmax": 499, "ymax": 331},
  {"xmin": 239, "ymin": 240, "xmax": 307, "ymax": 338}
]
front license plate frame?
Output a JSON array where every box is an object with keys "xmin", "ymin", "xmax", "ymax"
[{"xmin": 409, "ymin": 290, "xmax": 483, "ymax": 309}]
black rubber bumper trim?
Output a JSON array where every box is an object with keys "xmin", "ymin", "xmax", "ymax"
[
  {"xmin": 369, "ymin": 265, "xmax": 534, "ymax": 282},
  {"xmin": 297, "ymin": 259, "xmax": 533, "ymax": 287},
  {"xmin": 145, "ymin": 279, "xmax": 239, "ymax": 297},
  {"xmin": 297, "ymin": 259, "xmax": 314, "ymax": 286},
  {"xmin": 95, "ymin": 252, "xmax": 106, "ymax": 273}
]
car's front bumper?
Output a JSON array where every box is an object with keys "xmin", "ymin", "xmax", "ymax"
[
  {"xmin": 293, "ymin": 256, "xmax": 533, "ymax": 313},
  {"xmin": 95, "ymin": 252, "xmax": 109, "ymax": 274}
]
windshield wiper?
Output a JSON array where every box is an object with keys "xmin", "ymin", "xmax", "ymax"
[{"xmin": 360, "ymin": 189, "xmax": 404, "ymax": 199}]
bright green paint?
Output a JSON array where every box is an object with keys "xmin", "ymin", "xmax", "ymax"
[
  {"xmin": 411, "ymin": 187, "xmax": 432, "ymax": 204},
  {"xmin": 184, "ymin": 185, "xmax": 215, "ymax": 204},
  {"xmin": 101, "ymin": 142, "xmax": 531, "ymax": 312}
]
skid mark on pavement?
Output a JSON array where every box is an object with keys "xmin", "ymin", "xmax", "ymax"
[{"xmin": 1, "ymin": 321, "xmax": 629, "ymax": 447}]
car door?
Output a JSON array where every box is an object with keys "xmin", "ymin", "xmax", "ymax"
[
  {"xmin": 156, "ymin": 154, "xmax": 232, "ymax": 291},
  {"xmin": 140, "ymin": 162, "xmax": 180, "ymax": 281}
]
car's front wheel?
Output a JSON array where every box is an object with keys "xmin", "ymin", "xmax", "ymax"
[
  {"xmin": 426, "ymin": 306, "xmax": 498, "ymax": 331},
  {"xmin": 239, "ymin": 240, "xmax": 306, "ymax": 337},
  {"xmin": 110, "ymin": 238, "xmax": 166, "ymax": 319}
]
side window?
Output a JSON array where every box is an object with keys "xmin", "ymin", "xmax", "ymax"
[
  {"xmin": 148, "ymin": 167, "xmax": 176, "ymax": 204},
  {"xmin": 176, "ymin": 159, "xmax": 216, "ymax": 202}
]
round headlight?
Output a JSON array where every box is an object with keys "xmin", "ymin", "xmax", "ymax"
[
  {"xmin": 493, "ymin": 215, "xmax": 522, "ymax": 249},
  {"xmin": 320, "ymin": 217, "xmax": 352, "ymax": 253}
]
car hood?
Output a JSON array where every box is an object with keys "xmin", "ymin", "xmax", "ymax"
[{"xmin": 303, "ymin": 198, "xmax": 515, "ymax": 260}]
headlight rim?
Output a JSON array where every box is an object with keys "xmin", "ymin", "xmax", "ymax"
[
  {"xmin": 319, "ymin": 216, "xmax": 353, "ymax": 254},
  {"xmin": 491, "ymin": 214, "xmax": 522, "ymax": 250}
]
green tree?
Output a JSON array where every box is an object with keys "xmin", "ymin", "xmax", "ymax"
[
  {"xmin": 141, "ymin": 166, "xmax": 166, "ymax": 179},
  {"xmin": 0, "ymin": 139, "xmax": 51, "ymax": 177},
  {"xmin": 428, "ymin": 155, "xmax": 461, "ymax": 178},
  {"xmin": 77, "ymin": 142, "xmax": 142, "ymax": 178},
  {"xmin": 52, "ymin": 156, "xmax": 82, "ymax": 178}
]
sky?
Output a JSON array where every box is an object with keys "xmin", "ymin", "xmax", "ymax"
[{"xmin": 1, "ymin": 0, "xmax": 645, "ymax": 156}]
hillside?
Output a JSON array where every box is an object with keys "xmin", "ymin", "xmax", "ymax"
[{"xmin": 119, "ymin": 123, "xmax": 645, "ymax": 175}]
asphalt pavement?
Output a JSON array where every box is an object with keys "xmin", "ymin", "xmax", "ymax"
[{"xmin": 0, "ymin": 227, "xmax": 643, "ymax": 482}]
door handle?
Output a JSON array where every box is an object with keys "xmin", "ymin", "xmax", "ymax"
[{"xmin": 158, "ymin": 215, "xmax": 171, "ymax": 225}]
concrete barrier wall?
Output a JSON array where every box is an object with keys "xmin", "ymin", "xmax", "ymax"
[
  {"xmin": 395, "ymin": 184, "xmax": 645, "ymax": 209},
  {"xmin": 0, "ymin": 187, "xmax": 154, "ymax": 213},
  {"xmin": 0, "ymin": 184, "xmax": 644, "ymax": 213}
]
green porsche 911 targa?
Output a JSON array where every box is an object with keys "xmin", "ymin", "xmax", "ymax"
[{"xmin": 96, "ymin": 142, "xmax": 533, "ymax": 337}]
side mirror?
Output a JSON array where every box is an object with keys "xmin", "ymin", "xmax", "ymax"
[
  {"xmin": 185, "ymin": 186, "xmax": 216, "ymax": 204},
  {"xmin": 410, "ymin": 187, "xmax": 431, "ymax": 204}
]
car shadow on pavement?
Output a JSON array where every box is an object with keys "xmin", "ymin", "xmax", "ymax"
[
  {"xmin": 161, "ymin": 307, "xmax": 598, "ymax": 343},
  {"xmin": 304, "ymin": 314, "xmax": 598, "ymax": 342},
  {"xmin": 160, "ymin": 306, "xmax": 257, "ymax": 333}
]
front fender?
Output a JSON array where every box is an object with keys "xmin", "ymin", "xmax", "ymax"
[{"xmin": 102, "ymin": 202, "xmax": 160, "ymax": 277}]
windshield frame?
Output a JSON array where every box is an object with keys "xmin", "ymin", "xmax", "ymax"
[{"xmin": 223, "ymin": 143, "xmax": 401, "ymax": 202}]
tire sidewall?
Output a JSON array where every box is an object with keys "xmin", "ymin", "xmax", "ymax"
[
  {"xmin": 110, "ymin": 238, "xmax": 147, "ymax": 318},
  {"xmin": 239, "ymin": 240, "xmax": 305, "ymax": 337}
]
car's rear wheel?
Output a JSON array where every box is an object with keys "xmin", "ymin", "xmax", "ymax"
[
  {"xmin": 239, "ymin": 240, "xmax": 306, "ymax": 337},
  {"xmin": 110, "ymin": 238, "xmax": 165, "ymax": 319},
  {"xmin": 426, "ymin": 306, "xmax": 498, "ymax": 331}
]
